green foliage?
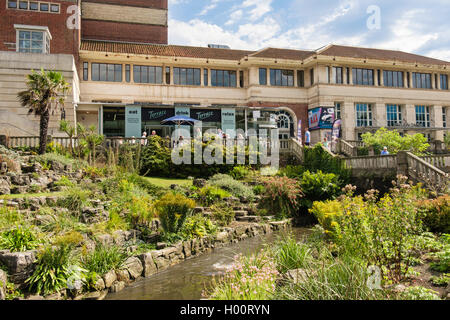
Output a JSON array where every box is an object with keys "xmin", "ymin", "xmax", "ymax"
[
  {"xmin": 106, "ymin": 212, "xmax": 129, "ymax": 232},
  {"xmin": 211, "ymin": 203, "xmax": 235, "ymax": 227},
  {"xmin": 54, "ymin": 176, "xmax": 75, "ymax": 188},
  {"xmin": 26, "ymin": 244, "xmax": 76, "ymax": 295},
  {"xmin": 418, "ymin": 195, "xmax": 450, "ymax": 234},
  {"xmin": 309, "ymin": 200, "xmax": 343, "ymax": 239},
  {"xmin": 54, "ymin": 231, "xmax": 84, "ymax": 247},
  {"xmin": 399, "ymin": 286, "xmax": 441, "ymax": 300},
  {"xmin": 58, "ymin": 187, "xmax": 91, "ymax": 213},
  {"xmin": 208, "ymin": 174, "xmax": 254, "ymax": 200},
  {"xmin": 81, "ymin": 244, "xmax": 128, "ymax": 275},
  {"xmin": 181, "ymin": 214, "xmax": 217, "ymax": 239},
  {"xmin": 154, "ymin": 192, "xmax": 195, "ymax": 234},
  {"xmin": 195, "ymin": 186, "xmax": 231, "ymax": 206},
  {"xmin": 0, "ymin": 206, "xmax": 25, "ymax": 231},
  {"xmin": 277, "ymin": 165, "xmax": 305, "ymax": 179},
  {"xmin": 362, "ymin": 127, "xmax": 430, "ymax": 155},
  {"xmin": 36, "ymin": 152, "xmax": 87, "ymax": 171},
  {"xmin": 259, "ymin": 176, "xmax": 302, "ymax": 220},
  {"xmin": 271, "ymin": 234, "xmax": 311, "ymax": 273},
  {"xmin": 430, "ymin": 273, "xmax": 450, "ymax": 286},
  {"xmin": 299, "ymin": 170, "xmax": 341, "ymax": 207},
  {"xmin": 76, "ymin": 124, "xmax": 104, "ymax": 165},
  {"xmin": 229, "ymin": 166, "xmax": 250, "ymax": 180},
  {"xmin": 0, "ymin": 226, "xmax": 39, "ymax": 252},
  {"xmin": 252, "ymin": 185, "xmax": 265, "ymax": 195}
]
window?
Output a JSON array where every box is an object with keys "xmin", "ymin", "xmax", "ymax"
[
  {"xmin": 50, "ymin": 3, "xmax": 59, "ymax": 13},
  {"xmin": 39, "ymin": 3, "xmax": 48, "ymax": 11},
  {"xmin": 19, "ymin": 1, "xmax": 28, "ymax": 9},
  {"xmin": 383, "ymin": 70, "xmax": 404, "ymax": 88},
  {"xmin": 125, "ymin": 65, "xmax": 130, "ymax": 83},
  {"xmin": 353, "ymin": 68, "xmax": 374, "ymax": 86},
  {"xmin": 270, "ymin": 69, "xmax": 294, "ymax": 87},
  {"xmin": 335, "ymin": 102, "xmax": 341, "ymax": 120},
  {"xmin": 297, "ymin": 70, "xmax": 304, "ymax": 87},
  {"xmin": 29, "ymin": 2, "xmax": 38, "ymax": 10},
  {"xmin": 17, "ymin": 29, "xmax": 51, "ymax": 54},
  {"xmin": 412, "ymin": 73, "xmax": 432, "ymax": 89},
  {"xmin": 203, "ymin": 69, "xmax": 208, "ymax": 86},
  {"xmin": 91, "ymin": 63, "xmax": 122, "ymax": 82},
  {"xmin": 259, "ymin": 68, "xmax": 267, "ymax": 85},
  {"xmin": 211, "ymin": 69, "xmax": 237, "ymax": 87},
  {"xmin": 133, "ymin": 65, "xmax": 162, "ymax": 84},
  {"xmin": 331, "ymin": 67, "xmax": 343, "ymax": 84},
  {"xmin": 386, "ymin": 104, "xmax": 402, "ymax": 127},
  {"xmin": 355, "ymin": 103, "xmax": 373, "ymax": 127},
  {"xmin": 239, "ymin": 71, "xmax": 244, "ymax": 88},
  {"xmin": 310, "ymin": 68, "xmax": 314, "ymax": 85},
  {"xmin": 443, "ymin": 107, "xmax": 447, "ymax": 128},
  {"xmin": 166, "ymin": 67, "xmax": 171, "ymax": 85},
  {"xmin": 377, "ymin": 70, "xmax": 381, "ymax": 86},
  {"xmin": 346, "ymin": 68, "xmax": 350, "ymax": 84},
  {"xmin": 8, "ymin": 1, "xmax": 17, "ymax": 8},
  {"xmin": 415, "ymin": 105, "xmax": 431, "ymax": 128},
  {"xmin": 440, "ymin": 74, "xmax": 448, "ymax": 90},
  {"xmin": 83, "ymin": 62, "xmax": 89, "ymax": 81},
  {"xmin": 173, "ymin": 67, "xmax": 201, "ymax": 86}
]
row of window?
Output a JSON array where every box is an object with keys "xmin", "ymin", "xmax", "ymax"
[
  {"xmin": 259, "ymin": 69, "xmax": 308, "ymax": 87},
  {"xmin": 7, "ymin": 0, "xmax": 60, "ymax": 13},
  {"xmin": 85, "ymin": 63, "xmax": 244, "ymax": 87}
]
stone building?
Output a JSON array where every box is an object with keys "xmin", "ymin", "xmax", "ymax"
[{"xmin": 0, "ymin": 0, "xmax": 449, "ymax": 144}]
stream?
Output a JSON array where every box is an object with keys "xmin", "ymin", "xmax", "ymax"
[{"xmin": 106, "ymin": 228, "xmax": 311, "ymax": 300}]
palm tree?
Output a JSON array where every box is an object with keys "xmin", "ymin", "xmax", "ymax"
[{"xmin": 18, "ymin": 69, "xmax": 71, "ymax": 155}]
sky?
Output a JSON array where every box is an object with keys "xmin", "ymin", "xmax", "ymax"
[{"xmin": 168, "ymin": 0, "xmax": 450, "ymax": 61}]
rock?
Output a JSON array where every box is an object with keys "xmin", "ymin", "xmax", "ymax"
[
  {"xmin": 193, "ymin": 178, "xmax": 207, "ymax": 188},
  {"xmin": 11, "ymin": 186, "xmax": 28, "ymax": 194},
  {"xmin": 115, "ymin": 269, "xmax": 130, "ymax": 283},
  {"xmin": 79, "ymin": 291, "xmax": 105, "ymax": 300},
  {"xmin": 284, "ymin": 269, "xmax": 309, "ymax": 284},
  {"xmin": 156, "ymin": 242, "xmax": 167, "ymax": 250},
  {"xmin": 26, "ymin": 295, "xmax": 45, "ymax": 300},
  {"xmin": 124, "ymin": 257, "xmax": 143, "ymax": 280},
  {"xmin": 45, "ymin": 292, "xmax": 63, "ymax": 300},
  {"xmin": 151, "ymin": 251, "xmax": 170, "ymax": 271},
  {"xmin": 215, "ymin": 231, "xmax": 229, "ymax": 243},
  {"xmin": 0, "ymin": 178, "xmax": 10, "ymax": 195},
  {"xmin": 81, "ymin": 207, "xmax": 108, "ymax": 224},
  {"xmin": 0, "ymin": 250, "xmax": 37, "ymax": 284},
  {"xmin": 182, "ymin": 241, "xmax": 191, "ymax": 258},
  {"xmin": 112, "ymin": 231, "xmax": 127, "ymax": 246},
  {"xmin": 49, "ymin": 161, "xmax": 65, "ymax": 173},
  {"xmin": 0, "ymin": 287, "xmax": 5, "ymax": 300},
  {"xmin": 102, "ymin": 270, "xmax": 117, "ymax": 288},
  {"xmin": 393, "ymin": 284, "xmax": 407, "ymax": 293},
  {"xmin": 0, "ymin": 162, "xmax": 7, "ymax": 174},
  {"xmin": 193, "ymin": 207, "xmax": 205, "ymax": 214},
  {"xmin": 95, "ymin": 278, "xmax": 105, "ymax": 291},
  {"xmin": 109, "ymin": 281, "xmax": 126, "ymax": 293},
  {"xmin": 138, "ymin": 253, "xmax": 157, "ymax": 278},
  {"xmin": 234, "ymin": 210, "xmax": 248, "ymax": 217},
  {"xmin": 0, "ymin": 269, "xmax": 7, "ymax": 288},
  {"xmin": 97, "ymin": 234, "xmax": 114, "ymax": 247}
]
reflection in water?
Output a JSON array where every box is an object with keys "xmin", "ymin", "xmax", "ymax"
[{"xmin": 106, "ymin": 228, "xmax": 310, "ymax": 300}]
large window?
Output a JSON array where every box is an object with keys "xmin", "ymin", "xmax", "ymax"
[
  {"xmin": 211, "ymin": 69, "xmax": 237, "ymax": 87},
  {"xmin": 173, "ymin": 67, "xmax": 201, "ymax": 86},
  {"xmin": 412, "ymin": 73, "xmax": 432, "ymax": 89},
  {"xmin": 270, "ymin": 69, "xmax": 294, "ymax": 87},
  {"xmin": 335, "ymin": 102, "xmax": 342, "ymax": 120},
  {"xmin": 355, "ymin": 103, "xmax": 373, "ymax": 127},
  {"xmin": 204, "ymin": 69, "xmax": 208, "ymax": 86},
  {"xmin": 133, "ymin": 65, "xmax": 162, "ymax": 84},
  {"xmin": 415, "ymin": 105, "xmax": 431, "ymax": 128},
  {"xmin": 353, "ymin": 68, "xmax": 374, "ymax": 86},
  {"xmin": 16, "ymin": 29, "xmax": 51, "ymax": 54},
  {"xmin": 331, "ymin": 67, "xmax": 343, "ymax": 84},
  {"xmin": 297, "ymin": 70, "xmax": 304, "ymax": 87},
  {"xmin": 83, "ymin": 62, "xmax": 89, "ymax": 81},
  {"xmin": 443, "ymin": 107, "xmax": 447, "ymax": 128},
  {"xmin": 386, "ymin": 104, "xmax": 402, "ymax": 127},
  {"xmin": 91, "ymin": 63, "xmax": 122, "ymax": 82},
  {"xmin": 384, "ymin": 70, "xmax": 404, "ymax": 88},
  {"xmin": 259, "ymin": 68, "xmax": 267, "ymax": 85},
  {"xmin": 440, "ymin": 74, "xmax": 448, "ymax": 90}
]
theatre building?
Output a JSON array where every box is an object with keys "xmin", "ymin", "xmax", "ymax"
[{"xmin": 1, "ymin": 0, "xmax": 449, "ymax": 144}]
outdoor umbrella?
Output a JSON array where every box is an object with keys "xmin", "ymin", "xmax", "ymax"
[{"xmin": 160, "ymin": 115, "xmax": 199, "ymax": 126}]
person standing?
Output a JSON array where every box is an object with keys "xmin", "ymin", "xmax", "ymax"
[
  {"xmin": 141, "ymin": 131, "xmax": 148, "ymax": 146},
  {"xmin": 381, "ymin": 146, "xmax": 390, "ymax": 155},
  {"xmin": 323, "ymin": 137, "xmax": 329, "ymax": 149},
  {"xmin": 305, "ymin": 129, "xmax": 311, "ymax": 146}
]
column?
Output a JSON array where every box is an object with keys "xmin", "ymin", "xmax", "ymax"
[
  {"xmin": 436, "ymin": 74, "xmax": 441, "ymax": 90},
  {"xmin": 237, "ymin": 69, "xmax": 242, "ymax": 88},
  {"xmin": 341, "ymin": 101, "xmax": 356, "ymax": 141},
  {"xmin": 432, "ymin": 73, "xmax": 436, "ymax": 89},
  {"xmin": 374, "ymin": 103, "xmax": 386, "ymax": 128},
  {"xmin": 432, "ymin": 105, "xmax": 444, "ymax": 141},
  {"xmin": 408, "ymin": 72, "xmax": 413, "ymax": 88},
  {"xmin": 405, "ymin": 104, "xmax": 416, "ymax": 126},
  {"xmin": 374, "ymin": 70, "xmax": 379, "ymax": 87},
  {"xmin": 348, "ymin": 67, "xmax": 353, "ymax": 85},
  {"xmin": 294, "ymin": 69, "xmax": 298, "ymax": 87},
  {"xmin": 403, "ymin": 71, "xmax": 408, "ymax": 88},
  {"xmin": 266, "ymin": 68, "xmax": 270, "ymax": 86},
  {"xmin": 201, "ymin": 67, "xmax": 205, "ymax": 87},
  {"xmin": 170, "ymin": 67, "xmax": 174, "ymax": 85}
]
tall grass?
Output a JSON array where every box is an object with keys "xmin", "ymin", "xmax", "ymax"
[
  {"xmin": 81, "ymin": 244, "xmax": 128, "ymax": 275},
  {"xmin": 271, "ymin": 234, "xmax": 311, "ymax": 273}
]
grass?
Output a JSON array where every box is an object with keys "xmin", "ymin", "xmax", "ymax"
[{"xmin": 142, "ymin": 177, "xmax": 192, "ymax": 188}]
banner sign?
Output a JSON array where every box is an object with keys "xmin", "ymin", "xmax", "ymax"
[
  {"xmin": 297, "ymin": 120, "xmax": 302, "ymax": 143},
  {"xmin": 308, "ymin": 108, "xmax": 321, "ymax": 130},
  {"xmin": 125, "ymin": 106, "xmax": 141, "ymax": 138},
  {"xmin": 191, "ymin": 109, "xmax": 222, "ymax": 122},
  {"xmin": 308, "ymin": 107, "xmax": 335, "ymax": 130},
  {"xmin": 142, "ymin": 108, "xmax": 174, "ymax": 122},
  {"xmin": 175, "ymin": 107, "xmax": 190, "ymax": 117},
  {"xmin": 332, "ymin": 119, "xmax": 342, "ymax": 140},
  {"xmin": 221, "ymin": 108, "xmax": 236, "ymax": 136}
]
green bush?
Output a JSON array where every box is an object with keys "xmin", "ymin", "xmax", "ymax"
[
  {"xmin": 58, "ymin": 188, "xmax": 91, "ymax": 213},
  {"xmin": 208, "ymin": 174, "xmax": 254, "ymax": 200},
  {"xmin": 154, "ymin": 192, "xmax": 196, "ymax": 234},
  {"xmin": 299, "ymin": 170, "xmax": 341, "ymax": 208},
  {"xmin": 196, "ymin": 186, "xmax": 231, "ymax": 206},
  {"xmin": 303, "ymin": 145, "xmax": 351, "ymax": 183},
  {"xmin": 399, "ymin": 286, "xmax": 441, "ymax": 300},
  {"xmin": 81, "ymin": 244, "xmax": 128, "ymax": 275},
  {"xmin": 277, "ymin": 165, "xmax": 305, "ymax": 179},
  {"xmin": 229, "ymin": 166, "xmax": 250, "ymax": 180},
  {"xmin": 36, "ymin": 152, "xmax": 87, "ymax": 171},
  {"xmin": 54, "ymin": 176, "xmax": 75, "ymax": 188},
  {"xmin": 0, "ymin": 226, "xmax": 39, "ymax": 252},
  {"xmin": 309, "ymin": 200, "xmax": 343, "ymax": 239},
  {"xmin": 211, "ymin": 203, "xmax": 235, "ymax": 226},
  {"xmin": 0, "ymin": 207, "xmax": 24, "ymax": 231},
  {"xmin": 253, "ymin": 185, "xmax": 265, "ymax": 195},
  {"xmin": 181, "ymin": 214, "xmax": 217, "ymax": 239},
  {"xmin": 418, "ymin": 195, "xmax": 450, "ymax": 234}
]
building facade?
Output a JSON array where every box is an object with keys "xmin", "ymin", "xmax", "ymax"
[{"xmin": 0, "ymin": 0, "xmax": 449, "ymax": 144}]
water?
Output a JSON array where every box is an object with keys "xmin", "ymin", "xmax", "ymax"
[{"xmin": 106, "ymin": 228, "xmax": 310, "ymax": 300}]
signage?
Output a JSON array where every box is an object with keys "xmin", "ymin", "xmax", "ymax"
[
  {"xmin": 308, "ymin": 108, "xmax": 321, "ymax": 130},
  {"xmin": 142, "ymin": 108, "xmax": 174, "ymax": 122},
  {"xmin": 191, "ymin": 109, "xmax": 221, "ymax": 122},
  {"xmin": 175, "ymin": 107, "xmax": 190, "ymax": 117},
  {"xmin": 125, "ymin": 106, "xmax": 142, "ymax": 138},
  {"xmin": 297, "ymin": 120, "xmax": 302, "ymax": 144},
  {"xmin": 331, "ymin": 119, "xmax": 342, "ymax": 140},
  {"xmin": 221, "ymin": 108, "xmax": 236, "ymax": 137},
  {"xmin": 308, "ymin": 107, "xmax": 335, "ymax": 130}
]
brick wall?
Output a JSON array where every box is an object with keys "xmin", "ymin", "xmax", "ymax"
[
  {"xmin": 0, "ymin": 0, "xmax": 80, "ymax": 56},
  {"xmin": 246, "ymin": 102, "xmax": 309, "ymax": 142},
  {"xmin": 81, "ymin": 0, "xmax": 167, "ymax": 9}
]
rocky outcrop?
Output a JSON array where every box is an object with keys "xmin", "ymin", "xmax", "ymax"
[
  {"xmin": 0, "ymin": 250, "xmax": 37, "ymax": 284},
  {"xmin": 123, "ymin": 257, "xmax": 143, "ymax": 280},
  {"xmin": 0, "ymin": 269, "xmax": 7, "ymax": 300}
]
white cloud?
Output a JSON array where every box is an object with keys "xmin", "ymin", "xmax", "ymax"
[
  {"xmin": 200, "ymin": 0, "xmax": 220, "ymax": 16},
  {"xmin": 242, "ymin": 0, "xmax": 273, "ymax": 21}
]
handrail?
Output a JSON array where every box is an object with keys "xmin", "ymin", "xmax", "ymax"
[
  {"xmin": 406, "ymin": 152, "xmax": 449, "ymax": 193},
  {"xmin": 290, "ymin": 138, "xmax": 304, "ymax": 162},
  {"xmin": 339, "ymin": 139, "xmax": 357, "ymax": 157}
]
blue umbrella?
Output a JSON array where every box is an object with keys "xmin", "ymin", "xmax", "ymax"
[{"xmin": 161, "ymin": 115, "xmax": 199, "ymax": 126}]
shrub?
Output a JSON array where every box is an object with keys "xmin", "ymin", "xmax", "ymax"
[
  {"xmin": 181, "ymin": 214, "xmax": 217, "ymax": 239},
  {"xmin": 418, "ymin": 195, "xmax": 450, "ymax": 234},
  {"xmin": 54, "ymin": 176, "xmax": 75, "ymax": 188},
  {"xmin": 81, "ymin": 244, "xmax": 128, "ymax": 275},
  {"xmin": 299, "ymin": 170, "xmax": 341, "ymax": 207},
  {"xmin": 196, "ymin": 186, "xmax": 231, "ymax": 206},
  {"xmin": 36, "ymin": 152, "xmax": 87, "ymax": 171},
  {"xmin": 26, "ymin": 244, "xmax": 78, "ymax": 295},
  {"xmin": 106, "ymin": 212, "xmax": 129, "ymax": 232},
  {"xmin": 211, "ymin": 203, "xmax": 235, "ymax": 227},
  {"xmin": 0, "ymin": 226, "xmax": 39, "ymax": 252},
  {"xmin": 140, "ymin": 136, "xmax": 172, "ymax": 177},
  {"xmin": 253, "ymin": 185, "xmax": 265, "ymax": 195},
  {"xmin": 208, "ymin": 174, "xmax": 254, "ymax": 200},
  {"xmin": 58, "ymin": 188, "xmax": 91, "ymax": 213},
  {"xmin": 54, "ymin": 231, "xmax": 84, "ymax": 247},
  {"xmin": 0, "ymin": 207, "xmax": 24, "ymax": 231},
  {"xmin": 154, "ymin": 192, "xmax": 195, "ymax": 234},
  {"xmin": 229, "ymin": 166, "xmax": 250, "ymax": 180},
  {"xmin": 277, "ymin": 165, "xmax": 305, "ymax": 179},
  {"xmin": 399, "ymin": 286, "xmax": 441, "ymax": 300},
  {"xmin": 309, "ymin": 200, "xmax": 343, "ymax": 239},
  {"xmin": 271, "ymin": 235, "xmax": 311, "ymax": 273},
  {"xmin": 260, "ymin": 176, "xmax": 302, "ymax": 220}
]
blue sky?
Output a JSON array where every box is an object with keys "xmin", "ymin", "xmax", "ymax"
[{"xmin": 168, "ymin": 0, "xmax": 450, "ymax": 61}]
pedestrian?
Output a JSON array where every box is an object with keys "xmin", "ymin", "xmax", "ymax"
[
  {"xmin": 151, "ymin": 130, "xmax": 157, "ymax": 136},
  {"xmin": 305, "ymin": 129, "xmax": 311, "ymax": 146},
  {"xmin": 141, "ymin": 131, "xmax": 148, "ymax": 146},
  {"xmin": 323, "ymin": 137, "xmax": 329, "ymax": 149},
  {"xmin": 381, "ymin": 146, "xmax": 390, "ymax": 155}
]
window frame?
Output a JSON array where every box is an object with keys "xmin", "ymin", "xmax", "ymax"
[
  {"xmin": 412, "ymin": 72, "xmax": 432, "ymax": 89},
  {"xmin": 259, "ymin": 68, "xmax": 267, "ymax": 86},
  {"xmin": 91, "ymin": 63, "xmax": 123, "ymax": 82},
  {"xmin": 440, "ymin": 74, "xmax": 448, "ymax": 90},
  {"xmin": 7, "ymin": 0, "xmax": 18, "ymax": 9},
  {"xmin": 211, "ymin": 69, "xmax": 237, "ymax": 88},
  {"xmin": 331, "ymin": 67, "xmax": 343, "ymax": 84},
  {"xmin": 269, "ymin": 69, "xmax": 294, "ymax": 87},
  {"xmin": 415, "ymin": 105, "xmax": 431, "ymax": 128},
  {"xmin": 173, "ymin": 67, "xmax": 201, "ymax": 86},
  {"xmin": 14, "ymin": 25, "xmax": 52, "ymax": 54},
  {"xmin": 352, "ymin": 68, "xmax": 374, "ymax": 86},
  {"xmin": 355, "ymin": 103, "xmax": 373, "ymax": 127},
  {"xmin": 383, "ymin": 70, "xmax": 404, "ymax": 88},
  {"xmin": 133, "ymin": 65, "xmax": 163, "ymax": 84},
  {"xmin": 386, "ymin": 104, "xmax": 403, "ymax": 127}
]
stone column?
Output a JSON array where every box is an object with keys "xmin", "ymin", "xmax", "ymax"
[
  {"xmin": 266, "ymin": 68, "xmax": 270, "ymax": 86},
  {"xmin": 397, "ymin": 151, "xmax": 409, "ymax": 177},
  {"xmin": 374, "ymin": 103, "xmax": 386, "ymax": 128},
  {"xmin": 432, "ymin": 73, "xmax": 437, "ymax": 90},
  {"xmin": 404, "ymin": 104, "xmax": 416, "ymax": 126},
  {"xmin": 201, "ymin": 68, "xmax": 205, "ymax": 87},
  {"xmin": 170, "ymin": 67, "xmax": 174, "ymax": 85},
  {"xmin": 348, "ymin": 68, "xmax": 353, "ymax": 85},
  {"xmin": 374, "ymin": 70, "xmax": 379, "ymax": 86},
  {"xmin": 408, "ymin": 72, "xmax": 413, "ymax": 88},
  {"xmin": 432, "ymin": 105, "xmax": 444, "ymax": 141},
  {"xmin": 294, "ymin": 69, "xmax": 298, "ymax": 87},
  {"xmin": 403, "ymin": 71, "xmax": 408, "ymax": 88},
  {"xmin": 341, "ymin": 102, "xmax": 356, "ymax": 141}
]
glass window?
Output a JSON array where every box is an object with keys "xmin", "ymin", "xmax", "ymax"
[
  {"xmin": 204, "ymin": 69, "xmax": 208, "ymax": 86},
  {"xmin": 8, "ymin": 1, "xmax": 18, "ymax": 8},
  {"xmin": 355, "ymin": 103, "xmax": 373, "ymax": 127},
  {"xmin": 18, "ymin": 30, "xmax": 47, "ymax": 53},
  {"xmin": 270, "ymin": 69, "xmax": 294, "ymax": 87},
  {"xmin": 125, "ymin": 65, "xmax": 130, "ymax": 83},
  {"xmin": 413, "ymin": 73, "xmax": 431, "ymax": 89},
  {"xmin": 83, "ymin": 62, "xmax": 89, "ymax": 81},
  {"xmin": 91, "ymin": 63, "xmax": 99, "ymax": 81},
  {"xmin": 39, "ymin": 3, "xmax": 48, "ymax": 11},
  {"xmin": 239, "ymin": 71, "xmax": 244, "ymax": 88},
  {"xmin": 297, "ymin": 70, "xmax": 304, "ymax": 87},
  {"xmin": 386, "ymin": 104, "xmax": 402, "ymax": 127},
  {"xmin": 331, "ymin": 67, "xmax": 343, "ymax": 84},
  {"xmin": 443, "ymin": 107, "xmax": 447, "ymax": 128},
  {"xmin": 310, "ymin": 68, "xmax": 314, "ymax": 85},
  {"xmin": 50, "ymin": 4, "xmax": 59, "ymax": 13},
  {"xmin": 133, "ymin": 65, "xmax": 163, "ymax": 84},
  {"xmin": 440, "ymin": 74, "xmax": 448, "ymax": 90},
  {"xmin": 415, "ymin": 105, "xmax": 431, "ymax": 128},
  {"xmin": 19, "ymin": 1, "xmax": 28, "ymax": 9},
  {"xmin": 166, "ymin": 67, "xmax": 171, "ymax": 84},
  {"xmin": 259, "ymin": 68, "xmax": 267, "ymax": 85},
  {"xmin": 383, "ymin": 70, "xmax": 404, "ymax": 88},
  {"xmin": 173, "ymin": 67, "xmax": 201, "ymax": 86},
  {"xmin": 92, "ymin": 63, "xmax": 122, "ymax": 82},
  {"xmin": 335, "ymin": 102, "xmax": 341, "ymax": 120},
  {"xmin": 211, "ymin": 69, "xmax": 237, "ymax": 87},
  {"xmin": 29, "ymin": 2, "xmax": 38, "ymax": 10},
  {"xmin": 353, "ymin": 68, "xmax": 374, "ymax": 86}
]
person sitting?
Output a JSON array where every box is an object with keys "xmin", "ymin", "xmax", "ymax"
[{"xmin": 381, "ymin": 146, "xmax": 390, "ymax": 155}]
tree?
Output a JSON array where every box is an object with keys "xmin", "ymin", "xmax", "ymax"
[
  {"xmin": 362, "ymin": 128, "xmax": 429, "ymax": 155},
  {"xmin": 77, "ymin": 123, "xmax": 104, "ymax": 165},
  {"xmin": 18, "ymin": 69, "xmax": 71, "ymax": 155},
  {"xmin": 59, "ymin": 120, "xmax": 76, "ymax": 155}
]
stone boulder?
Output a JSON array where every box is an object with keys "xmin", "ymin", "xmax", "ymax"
[
  {"xmin": 109, "ymin": 281, "xmax": 125, "ymax": 293},
  {"xmin": 81, "ymin": 207, "xmax": 108, "ymax": 224},
  {"xmin": 0, "ymin": 269, "xmax": 7, "ymax": 300},
  {"xmin": 124, "ymin": 257, "xmax": 143, "ymax": 280},
  {"xmin": 138, "ymin": 253, "xmax": 157, "ymax": 278},
  {"xmin": 102, "ymin": 270, "xmax": 117, "ymax": 288},
  {"xmin": 0, "ymin": 250, "xmax": 37, "ymax": 284},
  {"xmin": 193, "ymin": 178, "xmax": 207, "ymax": 188},
  {"xmin": 0, "ymin": 178, "xmax": 10, "ymax": 195},
  {"xmin": 115, "ymin": 269, "xmax": 130, "ymax": 283}
]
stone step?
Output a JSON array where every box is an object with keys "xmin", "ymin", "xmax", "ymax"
[
  {"xmin": 234, "ymin": 210, "xmax": 248, "ymax": 217},
  {"xmin": 236, "ymin": 216, "xmax": 261, "ymax": 222}
]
